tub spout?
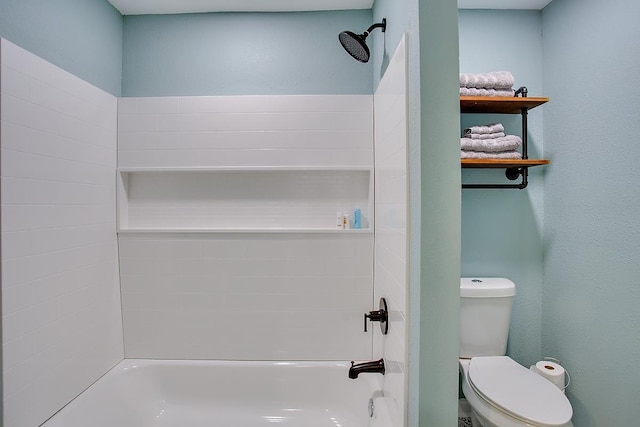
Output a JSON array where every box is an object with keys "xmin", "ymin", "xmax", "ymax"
[{"xmin": 349, "ymin": 358, "xmax": 385, "ymax": 379}]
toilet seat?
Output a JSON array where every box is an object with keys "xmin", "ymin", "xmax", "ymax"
[{"xmin": 467, "ymin": 356, "xmax": 573, "ymax": 427}]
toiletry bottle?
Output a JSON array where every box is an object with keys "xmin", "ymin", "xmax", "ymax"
[{"xmin": 353, "ymin": 208, "xmax": 362, "ymax": 229}]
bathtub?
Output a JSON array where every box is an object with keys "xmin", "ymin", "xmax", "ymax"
[{"xmin": 41, "ymin": 359, "xmax": 392, "ymax": 427}]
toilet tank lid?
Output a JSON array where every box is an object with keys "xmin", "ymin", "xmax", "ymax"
[{"xmin": 460, "ymin": 278, "xmax": 516, "ymax": 297}]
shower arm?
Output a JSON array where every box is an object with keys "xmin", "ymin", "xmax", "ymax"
[{"xmin": 364, "ymin": 19, "xmax": 387, "ymax": 36}]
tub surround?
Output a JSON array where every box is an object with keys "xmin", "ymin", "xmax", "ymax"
[
  {"xmin": 119, "ymin": 233, "xmax": 374, "ymax": 360},
  {"xmin": 116, "ymin": 94, "xmax": 376, "ymax": 361},
  {"xmin": 372, "ymin": 34, "xmax": 409, "ymax": 427},
  {"xmin": 0, "ymin": 39, "xmax": 123, "ymax": 427},
  {"xmin": 117, "ymin": 94, "xmax": 373, "ymax": 168},
  {"xmin": 1, "ymin": 35, "xmax": 410, "ymax": 426}
]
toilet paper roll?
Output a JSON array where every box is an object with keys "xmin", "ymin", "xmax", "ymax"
[{"xmin": 531, "ymin": 360, "xmax": 566, "ymax": 392}]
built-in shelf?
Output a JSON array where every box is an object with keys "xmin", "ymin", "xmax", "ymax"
[
  {"xmin": 117, "ymin": 228, "xmax": 373, "ymax": 234},
  {"xmin": 117, "ymin": 167, "xmax": 373, "ymax": 233},
  {"xmin": 460, "ymin": 91, "xmax": 550, "ymax": 189}
]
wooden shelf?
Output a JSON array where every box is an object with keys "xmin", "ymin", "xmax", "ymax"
[
  {"xmin": 461, "ymin": 159, "xmax": 550, "ymax": 169},
  {"xmin": 460, "ymin": 92, "xmax": 549, "ymax": 189},
  {"xmin": 460, "ymin": 96, "xmax": 549, "ymax": 114}
]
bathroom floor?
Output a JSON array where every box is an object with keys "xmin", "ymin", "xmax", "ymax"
[{"xmin": 458, "ymin": 398, "xmax": 473, "ymax": 427}]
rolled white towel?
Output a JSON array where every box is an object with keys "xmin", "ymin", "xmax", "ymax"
[
  {"xmin": 460, "ymin": 87, "xmax": 516, "ymax": 97},
  {"xmin": 461, "ymin": 135, "xmax": 522, "ymax": 152},
  {"xmin": 464, "ymin": 123, "xmax": 504, "ymax": 135},
  {"xmin": 467, "ymin": 132, "xmax": 506, "ymax": 140},
  {"xmin": 459, "ymin": 71, "xmax": 514, "ymax": 89},
  {"xmin": 461, "ymin": 150, "xmax": 522, "ymax": 159}
]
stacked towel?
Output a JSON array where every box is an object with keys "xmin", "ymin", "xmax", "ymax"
[
  {"xmin": 460, "ymin": 71, "xmax": 515, "ymax": 97},
  {"xmin": 461, "ymin": 135, "xmax": 522, "ymax": 152},
  {"xmin": 464, "ymin": 123, "xmax": 504, "ymax": 136},
  {"xmin": 460, "ymin": 123, "xmax": 522, "ymax": 159},
  {"xmin": 461, "ymin": 151, "xmax": 522, "ymax": 159},
  {"xmin": 459, "ymin": 87, "xmax": 516, "ymax": 97}
]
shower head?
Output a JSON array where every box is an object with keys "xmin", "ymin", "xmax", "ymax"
[{"xmin": 339, "ymin": 19, "xmax": 386, "ymax": 63}]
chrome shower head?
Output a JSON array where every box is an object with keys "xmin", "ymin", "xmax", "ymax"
[{"xmin": 338, "ymin": 19, "xmax": 386, "ymax": 63}]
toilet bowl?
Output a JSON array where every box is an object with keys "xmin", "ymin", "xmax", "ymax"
[
  {"xmin": 459, "ymin": 278, "xmax": 574, "ymax": 427},
  {"xmin": 460, "ymin": 357, "xmax": 573, "ymax": 427}
]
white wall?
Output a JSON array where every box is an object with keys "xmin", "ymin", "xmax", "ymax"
[
  {"xmin": 373, "ymin": 35, "xmax": 409, "ymax": 427},
  {"xmin": 1, "ymin": 39, "xmax": 123, "ymax": 427},
  {"xmin": 117, "ymin": 95, "xmax": 376, "ymax": 360}
]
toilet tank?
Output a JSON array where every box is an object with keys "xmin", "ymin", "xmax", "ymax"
[{"xmin": 460, "ymin": 278, "xmax": 516, "ymax": 358}]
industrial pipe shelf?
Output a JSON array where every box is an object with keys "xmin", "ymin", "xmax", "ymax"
[{"xmin": 460, "ymin": 88, "xmax": 549, "ymax": 189}]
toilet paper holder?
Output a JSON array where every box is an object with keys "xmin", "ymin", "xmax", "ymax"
[{"xmin": 533, "ymin": 357, "xmax": 571, "ymax": 391}]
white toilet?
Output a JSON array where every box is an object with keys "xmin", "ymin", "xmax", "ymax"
[{"xmin": 459, "ymin": 278, "xmax": 573, "ymax": 427}]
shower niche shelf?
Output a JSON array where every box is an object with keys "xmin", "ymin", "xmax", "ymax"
[
  {"xmin": 460, "ymin": 93, "xmax": 550, "ymax": 189},
  {"xmin": 117, "ymin": 167, "xmax": 373, "ymax": 233}
]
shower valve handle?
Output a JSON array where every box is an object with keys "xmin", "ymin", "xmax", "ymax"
[{"xmin": 363, "ymin": 298, "xmax": 389, "ymax": 334}]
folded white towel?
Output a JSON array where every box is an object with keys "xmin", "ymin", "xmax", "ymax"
[
  {"xmin": 464, "ymin": 123, "xmax": 505, "ymax": 135},
  {"xmin": 466, "ymin": 132, "xmax": 506, "ymax": 140},
  {"xmin": 461, "ymin": 135, "xmax": 522, "ymax": 152},
  {"xmin": 461, "ymin": 150, "xmax": 522, "ymax": 159},
  {"xmin": 460, "ymin": 87, "xmax": 515, "ymax": 97},
  {"xmin": 460, "ymin": 71, "xmax": 515, "ymax": 89}
]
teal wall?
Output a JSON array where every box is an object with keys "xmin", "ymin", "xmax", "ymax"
[
  {"xmin": 459, "ymin": 9, "xmax": 544, "ymax": 369},
  {"xmin": 415, "ymin": 0, "xmax": 461, "ymax": 424},
  {"xmin": 0, "ymin": 0, "xmax": 123, "ymax": 95},
  {"xmin": 542, "ymin": 0, "xmax": 640, "ymax": 425},
  {"xmin": 461, "ymin": 4, "xmax": 640, "ymax": 425},
  {"xmin": 370, "ymin": 0, "xmax": 412, "ymax": 88},
  {"xmin": 121, "ymin": 11, "xmax": 373, "ymax": 96}
]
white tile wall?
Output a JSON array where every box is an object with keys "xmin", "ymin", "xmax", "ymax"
[
  {"xmin": 118, "ymin": 95, "xmax": 373, "ymax": 168},
  {"xmin": 1, "ymin": 39, "xmax": 123, "ymax": 427},
  {"xmin": 118, "ymin": 94, "xmax": 376, "ymax": 360},
  {"xmin": 120, "ymin": 233, "xmax": 373, "ymax": 360},
  {"xmin": 373, "ymin": 35, "xmax": 409, "ymax": 427}
]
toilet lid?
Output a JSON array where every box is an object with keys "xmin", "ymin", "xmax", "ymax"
[{"xmin": 468, "ymin": 356, "xmax": 573, "ymax": 427}]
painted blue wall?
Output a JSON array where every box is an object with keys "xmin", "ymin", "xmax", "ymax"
[
  {"xmin": 370, "ymin": 0, "xmax": 411, "ymax": 89},
  {"xmin": 542, "ymin": 0, "xmax": 640, "ymax": 425},
  {"xmin": 121, "ymin": 11, "xmax": 373, "ymax": 96},
  {"xmin": 414, "ymin": 0, "xmax": 461, "ymax": 424},
  {"xmin": 459, "ymin": 10, "xmax": 544, "ymax": 369},
  {"xmin": 0, "ymin": 0, "xmax": 123, "ymax": 95}
]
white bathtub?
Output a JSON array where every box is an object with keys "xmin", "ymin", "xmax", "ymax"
[{"xmin": 41, "ymin": 359, "xmax": 392, "ymax": 427}]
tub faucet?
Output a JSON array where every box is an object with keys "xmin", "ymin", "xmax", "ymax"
[{"xmin": 348, "ymin": 358, "xmax": 385, "ymax": 379}]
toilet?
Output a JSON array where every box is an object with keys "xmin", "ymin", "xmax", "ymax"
[{"xmin": 459, "ymin": 278, "xmax": 573, "ymax": 427}]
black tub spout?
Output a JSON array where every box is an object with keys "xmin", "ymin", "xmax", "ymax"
[{"xmin": 348, "ymin": 358, "xmax": 385, "ymax": 379}]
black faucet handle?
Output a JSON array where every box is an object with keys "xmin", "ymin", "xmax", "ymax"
[{"xmin": 363, "ymin": 298, "xmax": 389, "ymax": 334}]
